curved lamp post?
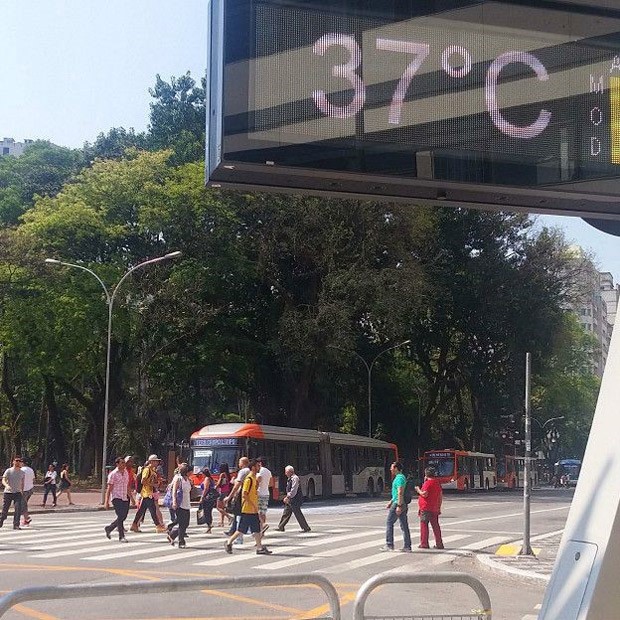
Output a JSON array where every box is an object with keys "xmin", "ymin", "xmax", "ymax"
[
  {"xmin": 331, "ymin": 340, "xmax": 411, "ymax": 437},
  {"xmin": 45, "ymin": 252, "xmax": 182, "ymax": 502}
]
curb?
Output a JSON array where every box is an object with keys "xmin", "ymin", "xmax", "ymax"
[
  {"xmin": 476, "ymin": 551, "xmax": 551, "ymax": 583},
  {"xmin": 29, "ymin": 506, "xmax": 106, "ymax": 515}
]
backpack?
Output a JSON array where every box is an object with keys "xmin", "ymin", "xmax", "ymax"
[
  {"xmin": 135, "ymin": 468, "xmax": 144, "ymax": 494},
  {"xmin": 403, "ymin": 474, "xmax": 416, "ymax": 505}
]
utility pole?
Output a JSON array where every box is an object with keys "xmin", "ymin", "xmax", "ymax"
[{"xmin": 519, "ymin": 351, "xmax": 534, "ymax": 555}]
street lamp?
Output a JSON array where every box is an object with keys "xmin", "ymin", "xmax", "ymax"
[
  {"xmin": 45, "ymin": 251, "xmax": 182, "ymax": 502},
  {"xmin": 331, "ymin": 340, "xmax": 411, "ymax": 437}
]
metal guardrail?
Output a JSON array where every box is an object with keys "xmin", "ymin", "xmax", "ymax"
[
  {"xmin": 0, "ymin": 574, "xmax": 341, "ymax": 620},
  {"xmin": 353, "ymin": 571, "xmax": 492, "ymax": 620}
]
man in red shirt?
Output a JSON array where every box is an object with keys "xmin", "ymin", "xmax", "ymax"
[{"xmin": 414, "ymin": 467, "xmax": 444, "ymax": 549}]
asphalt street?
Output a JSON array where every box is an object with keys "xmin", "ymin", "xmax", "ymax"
[{"xmin": 0, "ymin": 489, "xmax": 572, "ymax": 620}]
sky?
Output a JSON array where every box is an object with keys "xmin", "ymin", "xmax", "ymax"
[{"xmin": 1, "ymin": 1, "xmax": 618, "ymax": 282}]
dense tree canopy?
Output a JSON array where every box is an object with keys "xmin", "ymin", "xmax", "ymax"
[{"xmin": 0, "ymin": 73, "xmax": 601, "ymax": 473}]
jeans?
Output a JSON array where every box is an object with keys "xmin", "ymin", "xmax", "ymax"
[
  {"xmin": 200, "ymin": 499, "xmax": 215, "ymax": 527},
  {"xmin": 20, "ymin": 489, "xmax": 33, "ymax": 519},
  {"xmin": 43, "ymin": 483, "xmax": 57, "ymax": 505},
  {"xmin": 107, "ymin": 498, "xmax": 130, "ymax": 539},
  {"xmin": 169, "ymin": 507, "xmax": 190, "ymax": 545},
  {"xmin": 385, "ymin": 504, "xmax": 411, "ymax": 549},
  {"xmin": 1, "ymin": 492, "xmax": 22, "ymax": 527},
  {"xmin": 132, "ymin": 496, "xmax": 159, "ymax": 527}
]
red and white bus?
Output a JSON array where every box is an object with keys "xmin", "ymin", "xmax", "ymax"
[
  {"xmin": 497, "ymin": 455, "xmax": 540, "ymax": 489},
  {"xmin": 188, "ymin": 423, "xmax": 398, "ymax": 500},
  {"xmin": 422, "ymin": 449, "xmax": 497, "ymax": 491}
]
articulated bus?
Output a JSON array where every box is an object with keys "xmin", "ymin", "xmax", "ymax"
[
  {"xmin": 188, "ymin": 423, "xmax": 398, "ymax": 500},
  {"xmin": 423, "ymin": 449, "xmax": 497, "ymax": 491},
  {"xmin": 497, "ymin": 455, "xmax": 540, "ymax": 489}
]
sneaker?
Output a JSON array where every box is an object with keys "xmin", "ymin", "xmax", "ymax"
[
  {"xmin": 261, "ymin": 524, "xmax": 269, "ymax": 534},
  {"xmin": 225, "ymin": 542, "xmax": 233, "ymax": 554},
  {"xmin": 300, "ymin": 528, "xmax": 311, "ymax": 533},
  {"xmin": 104, "ymin": 527, "xmax": 112, "ymax": 540},
  {"xmin": 275, "ymin": 527, "xmax": 285, "ymax": 532},
  {"xmin": 119, "ymin": 538, "xmax": 128, "ymax": 543},
  {"xmin": 256, "ymin": 547, "xmax": 273, "ymax": 555},
  {"xmin": 178, "ymin": 541, "xmax": 186, "ymax": 549},
  {"xmin": 379, "ymin": 545, "xmax": 394, "ymax": 552},
  {"xmin": 233, "ymin": 536, "xmax": 244, "ymax": 545},
  {"xmin": 400, "ymin": 548, "xmax": 412, "ymax": 553}
]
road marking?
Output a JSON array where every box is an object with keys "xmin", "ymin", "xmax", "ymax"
[
  {"xmin": 195, "ymin": 545, "xmax": 300, "ymax": 566},
  {"xmin": 446, "ymin": 506, "xmax": 569, "ymax": 528},
  {"xmin": 84, "ymin": 542, "xmax": 185, "ymax": 561},
  {"xmin": 33, "ymin": 542, "xmax": 153, "ymax": 559},
  {"xmin": 137, "ymin": 549, "xmax": 209, "ymax": 563}
]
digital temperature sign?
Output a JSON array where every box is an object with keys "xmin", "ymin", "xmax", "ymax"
[{"xmin": 206, "ymin": 0, "xmax": 620, "ymax": 221}]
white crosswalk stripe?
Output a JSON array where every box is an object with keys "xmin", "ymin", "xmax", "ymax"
[{"xmin": 1, "ymin": 513, "xmax": 515, "ymax": 575}]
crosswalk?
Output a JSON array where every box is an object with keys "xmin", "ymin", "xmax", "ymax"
[{"xmin": 0, "ymin": 513, "xmax": 513, "ymax": 574}]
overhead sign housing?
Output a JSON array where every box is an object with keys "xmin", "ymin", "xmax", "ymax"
[{"xmin": 206, "ymin": 0, "xmax": 620, "ymax": 222}]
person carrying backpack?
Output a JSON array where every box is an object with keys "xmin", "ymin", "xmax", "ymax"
[
  {"xmin": 380, "ymin": 461, "xmax": 412, "ymax": 552},
  {"xmin": 414, "ymin": 466, "xmax": 444, "ymax": 549}
]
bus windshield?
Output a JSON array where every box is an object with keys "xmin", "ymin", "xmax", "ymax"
[
  {"xmin": 425, "ymin": 457, "xmax": 455, "ymax": 478},
  {"xmin": 191, "ymin": 447, "xmax": 239, "ymax": 474}
]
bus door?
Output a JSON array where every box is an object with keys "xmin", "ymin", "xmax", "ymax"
[{"xmin": 477, "ymin": 458, "xmax": 484, "ymax": 489}]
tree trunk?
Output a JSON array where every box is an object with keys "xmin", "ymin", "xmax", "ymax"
[
  {"xmin": 42, "ymin": 375, "xmax": 67, "ymax": 464},
  {"xmin": 1, "ymin": 352, "xmax": 22, "ymax": 455}
]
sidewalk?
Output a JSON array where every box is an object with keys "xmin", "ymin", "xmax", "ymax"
[
  {"xmin": 27, "ymin": 489, "xmax": 105, "ymax": 515},
  {"xmin": 477, "ymin": 530, "xmax": 562, "ymax": 582}
]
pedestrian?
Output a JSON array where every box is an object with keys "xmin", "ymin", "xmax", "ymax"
[
  {"xmin": 0, "ymin": 456, "xmax": 25, "ymax": 530},
  {"xmin": 415, "ymin": 466, "xmax": 444, "ymax": 549},
  {"xmin": 124, "ymin": 456, "xmax": 137, "ymax": 508},
  {"xmin": 224, "ymin": 457, "xmax": 250, "ymax": 543},
  {"xmin": 256, "ymin": 456, "xmax": 271, "ymax": 534},
  {"xmin": 215, "ymin": 462, "xmax": 232, "ymax": 527},
  {"xmin": 224, "ymin": 459, "xmax": 272, "ymax": 555},
  {"xmin": 276, "ymin": 465, "xmax": 310, "ymax": 533},
  {"xmin": 167, "ymin": 456, "xmax": 184, "ymax": 524},
  {"xmin": 104, "ymin": 456, "xmax": 131, "ymax": 542},
  {"xmin": 130, "ymin": 455, "xmax": 166, "ymax": 533},
  {"xmin": 57, "ymin": 463, "xmax": 75, "ymax": 505},
  {"xmin": 167, "ymin": 463, "xmax": 192, "ymax": 548},
  {"xmin": 380, "ymin": 461, "xmax": 411, "ymax": 552},
  {"xmin": 41, "ymin": 464, "xmax": 57, "ymax": 507},
  {"xmin": 199, "ymin": 467, "xmax": 217, "ymax": 533},
  {"xmin": 20, "ymin": 459, "xmax": 35, "ymax": 526}
]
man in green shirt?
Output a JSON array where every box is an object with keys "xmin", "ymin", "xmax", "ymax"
[{"xmin": 381, "ymin": 461, "xmax": 411, "ymax": 552}]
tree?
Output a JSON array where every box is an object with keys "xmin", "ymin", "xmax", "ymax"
[{"xmin": 0, "ymin": 141, "xmax": 84, "ymax": 225}]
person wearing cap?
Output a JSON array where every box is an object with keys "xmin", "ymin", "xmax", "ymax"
[{"xmin": 130, "ymin": 455, "xmax": 166, "ymax": 533}]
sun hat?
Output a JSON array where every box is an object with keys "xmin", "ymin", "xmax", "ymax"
[{"xmin": 148, "ymin": 454, "xmax": 161, "ymax": 461}]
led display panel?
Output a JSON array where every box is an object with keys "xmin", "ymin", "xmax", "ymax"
[{"xmin": 206, "ymin": 0, "xmax": 620, "ymax": 221}]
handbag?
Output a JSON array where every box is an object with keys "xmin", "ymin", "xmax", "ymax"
[{"xmin": 196, "ymin": 507, "xmax": 207, "ymax": 525}]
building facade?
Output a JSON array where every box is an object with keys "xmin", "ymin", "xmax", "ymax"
[{"xmin": 0, "ymin": 137, "xmax": 32, "ymax": 157}]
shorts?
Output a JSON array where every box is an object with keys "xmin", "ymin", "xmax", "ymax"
[
  {"xmin": 237, "ymin": 513, "xmax": 261, "ymax": 534},
  {"xmin": 258, "ymin": 496, "xmax": 269, "ymax": 514}
]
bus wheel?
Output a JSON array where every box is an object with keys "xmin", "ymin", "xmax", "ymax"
[
  {"xmin": 377, "ymin": 478, "xmax": 384, "ymax": 495},
  {"xmin": 367, "ymin": 478, "xmax": 375, "ymax": 497},
  {"xmin": 306, "ymin": 479, "xmax": 315, "ymax": 502}
]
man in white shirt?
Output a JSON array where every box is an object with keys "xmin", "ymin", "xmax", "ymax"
[
  {"xmin": 20, "ymin": 460, "xmax": 35, "ymax": 526},
  {"xmin": 1, "ymin": 456, "xmax": 25, "ymax": 530},
  {"xmin": 256, "ymin": 456, "xmax": 272, "ymax": 534}
]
